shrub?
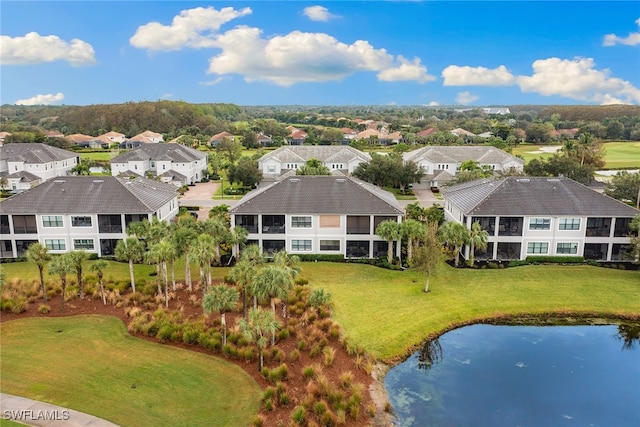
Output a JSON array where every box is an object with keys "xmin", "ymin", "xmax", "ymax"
[
  {"xmin": 297, "ymin": 340, "xmax": 307, "ymax": 351},
  {"xmin": 289, "ymin": 349, "xmax": 301, "ymax": 362},
  {"xmin": 323, "ymin": 347, "xmax": 336, "ymax": 367},
  {"xmin": 507, "ymin": 260, "xmax": 529, "ymax": 268},
  {"xmin": 314, "ymin": 401, "xmax": 328, "ymax": 417},
  {"xmin": 250, "ymin": 414, "xmax": 265, "ymax": 427},
  {"xmin": 321, "ymin": 410, "xmax": 338, "ymax": 426},
  {"xmin": 525, "ymin": 256, "xmax": 585, "ymax": 264},
  {"xmin": 310, "ymin": 343, "xmax": 322, "ymax": 358},
  {"xmin": 339, "ymin": 371, "xmax": 354, "ymax": 389},
  {"xmin": 37, "ymin": 304, "xmax": 50, "ymax": 314},
  {"xmin": 291, "ymin": 406, "xmax": 306, "ymax": 425},
  {"xmin": 302, "ymin": 365, "xmax": 316, "ymax": 379}
]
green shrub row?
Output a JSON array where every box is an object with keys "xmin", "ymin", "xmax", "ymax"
[{"xmin": 525, "ymin": 256, "xmax": 585, "ymax": 264}]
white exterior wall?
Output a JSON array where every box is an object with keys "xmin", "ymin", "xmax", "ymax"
[{"xmin": 110, "ymin": 162, "xmax": 129, "ymax": 176}]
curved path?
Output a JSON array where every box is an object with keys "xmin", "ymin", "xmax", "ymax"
[{"xmin": 0, "ymin": 393, "xmax": 119, "ymax": 427}]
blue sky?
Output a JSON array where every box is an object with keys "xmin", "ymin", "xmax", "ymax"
[{"xmin": 1, "ymin": 1, "xmax": 639, "ymax": 106}]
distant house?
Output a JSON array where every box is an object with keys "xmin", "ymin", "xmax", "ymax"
[
  {"xmin": 553, "ymin": 128, "xmax": 579, "ymax": 139},
  {"xmin": 208, "ymin": 131, "xmax": 235, "ymax": 147},
  {"xmin": 257, "ymin": 133, "xmax": 274, "ymax": 147},
  {"xmin": 258, "ymin": 146, "xmax": 371, "ymax": 177},
  {"xmin": 230, "ymin": 175, "xmax": 404, "ymax": 259},
  {"xmin": 0, "ymin": 176, "xmax": 178, "ymax": 258},
  {"xmin": 0, "ymin": 132, "xmax": 11, "ymax": 146},
  {"xmin": 129, "ymin": 130, "xmax": 164, "ymax": 144},
  {"xmin": 45, "ymin": 130, "xmax": 65, "ymax": 139},
  {"xmin": 341, "ymin": 128, "xmax": 358, "ymax": 140},
  {"xmin": 482, "ymin": 107, "xmax": 511, "ymax": 115},
  {"xmin": 287, "ymin": 128, "xmax": 308, "ymax": 145},
  {"xmin": 0, "ymin": 143, "xmax": 79, "ymax": 192},
  {"xmin": 65, "ymin": 133, "xmax": 94, "ymax": 145},
  {"xmin": 416, "ymin": 128, "xmax": 437, "ymax": 138},
  {"xmin": 99, "ymin": 131, "xmax": 126, "ymax": 144},
  {"xmin": 403, "ymin": 146, "xmax": 524, "ymax": 189},
  {"xmin": 110, "ymin": 144, "xmax": 208, "ymax": 186},
  {"xmin": 442, "ymin": 176, "xmax": 639, "ymax": 262},
  {"xmin": 450, "ymin": 128, "xmax": 476, "ymax": 138}
]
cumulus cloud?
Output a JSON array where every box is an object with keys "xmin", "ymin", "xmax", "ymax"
[
  {"xmin": 130, "ymin": 6, "xmax": 252, "ymax": 51},
  {"xmin": 0, "ymin": 32, "xmax": 96, "ymax": 66},
  {"xmin": 377, "ymin": 56, "xmax": 436, "ymax": 83},
  {"xmin": 199, "ymin": 77, "xmax": 225, "ymax": 86},
  {"xmin": 15, "ymin": 92, "xmax": 64, "ymax": 106},
  {"xmin": 303, "ymin": 5, "xmax": 338, "ymax": 22},
  {"xmin": 456, "ymin": 91, "xmax": 478, "ymax": 105},
  {"xmin": 517, "ymin": 57, "xmax": 640, "ymax": 104},
  {"xmin": 428, "ymin": 101, "xmax": 440, "ymax": 106},
  {"xmin": 603, "ymin": 18, "xmax": 640, "ymax": 46},
  {"xmin": 442, "ymin": 65, "xmax": 516, "ymax": 86},
  {"xmin": 207, "ymin": 27, "xmax": 431, "ymax": 86}
]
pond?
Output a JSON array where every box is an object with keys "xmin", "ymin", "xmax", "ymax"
[{"xmin": 385, "ymin": 324, "xmax": 640, "ymax": 427}]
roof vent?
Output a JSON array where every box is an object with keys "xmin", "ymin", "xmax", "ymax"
[
  {"xmin": 290, "ymin": 178, "xmax": 300, "ymax": 183},
  {"xmin": 54, "ymin": 179, "xmax": 65, "ymax": 184},
  {"xmin": 516, "ymin": 178, "xmax": 530, "ymax": 183},
  {"xmin": 336, "ymin": 178, "xmax": 346, "ymax": 183},
  {"xmin": 93, "ymin": 179, "xmax": 104, "ymax": 184},
  {"xmin": 547, "ymin": 178, "xmax": 560, "ymax": 182}
]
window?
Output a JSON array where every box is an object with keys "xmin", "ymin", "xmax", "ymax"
[
  {"xmin": 320, "ymin": 240, "xmax": 340, "ymax": 251},
  {"xmin": 12, "ymin": 215, "xmax": 37, "ymax": 234},
  {"xmin": 98, "ymin": 215, "xmax": 122, "ymax": 233},
  {"xmin": 291, "ymin": 240, "xmax": 312, "ymax": 251},
  {"xmin": 0, "ymin": 240, "xmax": 13, "ymax": 258},
  {"xmin": 291, "ymin": 216, "xmax": 312, "ymax": 228},
  {"xmin": 267, "ymin": 164, "xmax": 276, "ymax": 173},
  {"xmin": 557, "ymin": 242, "xmax": 578, "ymax": 254},
  {"xmin": 0, "ymin": 215, "xmax": 9, "ymax": 234},
  {"xmin": 74, "ymin": 239, "xmax": 95, "ymax": 250},
  {"xmin": 45, "ymin": 239, "xmax": 66, "ymax": 250},
  {"xmin": 527, "ymin": 242, "xmax": 548, "ymax": 254},
  {"xmin": 559, "ymin": 218, "xmax": 580, "ymax": 230},
  {"xmin": 529, "ymin": 218, "xmax": 550, "ymax": 230},
  {"xmin": 319, "ymin": 215, "xmax": 340, "ymax": 228},
  {"xmin": 42, "ymin": 215, "xmax": 63, "ymax": 227},
  {"xmin": 347, "ymin": 216, "xmax": 370, "ymax": 234},
  {"xmin": 71, "ymin": 216, "xmax": 92, "ymax": 227}
]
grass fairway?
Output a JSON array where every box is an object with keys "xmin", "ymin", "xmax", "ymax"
[
  {"xmin": 0, "ymin": 316, "xmax": 261, "ymax": 427},
  {"xmin": 513, "ymin": 141, "xmax": 640, "ymax": 169},
  {"xmin": 298, "ymin": 262, "xmax": 640, "ymax": 361}
]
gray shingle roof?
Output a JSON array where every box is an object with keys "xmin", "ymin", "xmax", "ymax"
[
  {"xmin": 442, "ymin": 176, "xmax": 639, "ymax": 217},
  {"xmin": 231, "ymin": 176, "xmax": 404, "ymax": 215},
  {"xmin": 111, "ymin": 144, "xmax": 207, "ymax": 164},
  {"xmin": 403, "ymin": 146, "xmax": 523, "ymax": 166},
  {"xmin": 0, "ymin": 176, "xmax": 177, "ymax": 214},
  {"xmin": 260, "ymin": 146, "xmax": 371, "ymax": 164},
  {"xmin": 0, "ymin": 170, "xmax": 41, "ymax": 181},
  {"xmin": 0, "ymin": 143, "xmax": 77, "ymax": 163}
]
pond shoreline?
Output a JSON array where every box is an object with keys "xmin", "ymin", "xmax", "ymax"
[{"xmin": 371, "ymin": 310, "xmax": 640, "ymax": 426}]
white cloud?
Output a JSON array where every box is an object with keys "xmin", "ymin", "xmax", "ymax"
[
  {"xmin": 456, "ymin": 91, "xmax": 478, "ymax": 105},
  {"xmin": 517, "ymin": 57, "xmax": 640, "ymax": 104},
  {"xmin": 377, "ymin": 56, "xmax": 436, "ymax": 83},
  {"xmin": 207, "ymin": 27, "xmax": 431, "ymax": 86},
  {"xmin": 199, "ymin": 77, "xmax": 225, "ymax": 86},
  {"xmin": 603, "ymin": 17, "xmax": 640, "ymax": 46},
  {"xmin": 303, "ymin": 6, "xmax": 338, "ymax": 22},
  {"xmin": 159, "ymin": 93, "xmax": 173, "ymax": 100},
  {"xmin": 15, "ymin": 92, "xmax": 64, "ymax": 106},
  {"xmin": 130, "ymin": 6, "xmax": 252, "ymax": 51},
  {"xmin": 428, "ymin": 101, "xmax": 440, "ymax": 106},
  {"xmin": 0, "ymin": 32, "xmax": 96, "ymax": 66},
  {"xmin": 442, "ymin": 65, "xmax": 516, "ymax": 86}
]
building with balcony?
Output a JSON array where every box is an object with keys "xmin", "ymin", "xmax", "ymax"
[
  {"xmin": 230, "ymin": 176, "xmax": 404, "ymax": 259},
  {"xmin": 442, "ymin": 176, "xmax": 639, "ymax": 262},
  {"xmin": 0, "ymin": 143, "xmax": 79, "ymax": 192},
  {"xmin": 0, "ymin": 176, "xmax": 178, "ymax": 258},
  {"xmin": 110, "ymin": 144, "xmax": 208, "ymax": 186},
  {"xmin": 258, "ymin": 146, "xmax": 371, "ymax": 178}
]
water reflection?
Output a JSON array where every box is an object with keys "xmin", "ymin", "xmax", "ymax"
[
  {"xmin": 617, "ymin": 323, "xmax": 640, "ymax": 350},
  {"xmin": 385, "ymin": 324, "xmax": 640, "ymax": 427}
]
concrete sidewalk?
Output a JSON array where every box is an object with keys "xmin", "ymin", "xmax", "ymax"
[{"xmin": 1, "ymin": 393, "xmax": 119, "ymax": 427}]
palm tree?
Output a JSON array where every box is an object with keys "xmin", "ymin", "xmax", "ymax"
[
  {"xmin": 238, "ymin": 307, "xmax": 280, "ymax": 371},
  {"xmin": 26, "ymin": 242, "xmax": 51, "ymax": 301},
  {"xmin": 172, "ymin": 217, "xmax": 198, "ymax": 291},
  {"xmin": 255, "ymin": 265, "xmax": 294, "ymax": 318},
  {"xmin": 376, "ymin": 220, "xmax": 402, "ymax": 264},
  {"xmin": 67, "ymin": 250, "xmax": 88, "ymax": 298},
  {"xmin": 199, "ymin": 218, "xmax": 230, "ymax": 265},
  {"xmin": 308, "ymin": 288, "xmax": 333, "ymax": 314},
  {"xmin": 48, "ymin": 254, "xmax": 74, "ymax": 312},
  {"xmin": 468, "ymin": 221, "xmax": 489, "ymax": 265},
  {"xmin": 229, "ymin": 259, "xmax": 256, "ymax": 320},
  {"xmin": 203, "ymin": 284, "xmax": 239, "ymax": 346},
  {"xmin": 402, "ymin": 219, "xmax": 425, "ymax": 263},
  {"xmin": 230, "ymin": 226, "xmax": 248, "ymax": 262},
  {"xmin": 237, "ymin": 244, "xmax": 264, "ymax": 311},
  {"xmin": 115, "ymin": 237, "xmax": 144, "ymax": 293},
  {"xmin": 147, "ymin": 240, "xmax": 176, "ymax": 308},
  {"xmin": 439, "ymin": 221, "xmax": 471, "ymax": 267},
  {"xmin": 273, "ymin": 250, "xmax": 301, "ymax": 279},
  {"xmin": 89, "ymin": 259, "xmax": 109, "ymax": 305},
  {"xmin": 189, "ymin": 234, "xmax": 216, "ymax": 296}
]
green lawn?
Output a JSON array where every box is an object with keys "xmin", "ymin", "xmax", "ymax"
[
  {"xmin": 512, "ymin": 141, "xmax": 640, "ymax": 169},
  {"xmin": 0, "ymin": 316, "xmax": 261, "ymax": 427},
  {"xmin": 79, "ymin": 151, "xmax": 118, "ymax": 162},
  {"xmin": 296, "ymin": 262, "xmax": 640, "ymax": 361}
]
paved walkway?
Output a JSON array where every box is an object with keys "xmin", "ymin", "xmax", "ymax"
[{"xmin": 0, "ymin": 393, "xmax": 119, "ymax": 427}]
